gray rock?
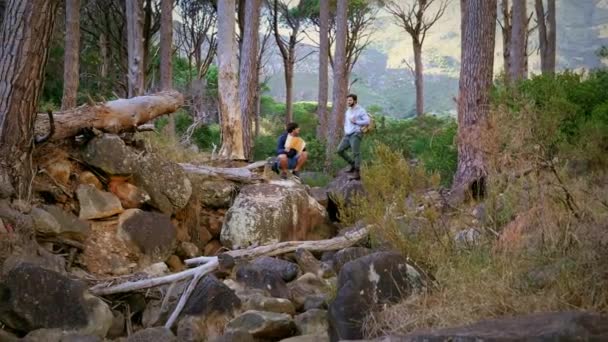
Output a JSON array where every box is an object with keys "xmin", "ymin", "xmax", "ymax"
[
  {"xmin": 177, "ymin": 241, "xmax": 200, "ymax": 259},
  {"xmin": 288, "ymin": 273, "xmax": 330, "ymax": 310},
  {"xmin": 454, "ymin": 228, "xmax": 481, "ymax": 248},
  {"xmin": 279, "ymin": 333, "xmax": 330, "ymax": 342},
  {"xmin": 82, "ymin": 135, "xmax": 137, "ymax": 175},
  {"xmin": 32, "ymin": 205, "xmax": 90, "ymax": 241},
  {"xmin": 331, "ymin": 247, "xmax": 374, "ymax": 273},
  {"xmin": 329, "ymin": 252, "xmax": 413, "ymax": 341},
  {"xmin": 325, "ymin": 168, "xmax": 366, "ymax": 222},
  {"xmin": 0, "ymin": 263, "xmax": 113, "ymax": 337},
  {"xmin": 303, "ymin": 295, "xmax": 328, "ymax": 311},
  {"xmin": 235, "ymin": 263, "xmax": 291, "ymax": 299},
  {"xmin": 76, "ymin": 184, "xmax": 123, "ymax": 220},
  {"xmin": 117, "ymin": 209, "xmax": 176, "ymax": 262},
  {"xmin": 195, "ymin": 179, "xmax": 238, "ymax": 209},
  {"xmin": 241, "ymin": 293, "xmax": 296, "ymax": 315},
  {"xmin": 226, "ymin": 310, "xmax": 297, "ymax": 339},
  {"xmin": 127, "ymin": 327, "xmax": 176, "ymax": 342},
  {"xmin": 295, "ymin": 309, "xmax": 328, "ymax": 335},
  {"xmin": 220, "ymin": 182, "xmax": 333, "ymax": 249},
  {"xmin": 22, "ymin": 329, "xmax": 102, "ymax": 342},
  {"xmin": 401, "ymin": 311, "xmax": 608, "ymax": 341},
  {"xmin": 252, "ymin": 256, "xmax": 300, "ymax": 282}
]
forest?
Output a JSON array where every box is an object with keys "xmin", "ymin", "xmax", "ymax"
[{"xmin": 0, "ymin": 0, "xmax": 607, "ymax": 341}]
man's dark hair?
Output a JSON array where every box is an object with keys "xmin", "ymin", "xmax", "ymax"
[
  {"xmin": 286, "ymin": 122, "xmax": 299, "ymax": 133},
  {"xmin": 347, "ymin": 94, "xmax": 358, "ymax": 102}
]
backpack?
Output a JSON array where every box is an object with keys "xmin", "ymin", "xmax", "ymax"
[{"xmin": 361, "ymin": 114, "xmax": 375, "ymax": 134}]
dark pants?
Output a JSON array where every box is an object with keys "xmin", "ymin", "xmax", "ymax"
[{"xmin": 337, "ymin": 132, "xmax": 362, "ymax": 168}]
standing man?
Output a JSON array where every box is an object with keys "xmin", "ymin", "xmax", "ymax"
[{"xmin": 336, "ymin": 94, "xmax": 370, "ymax": 180}]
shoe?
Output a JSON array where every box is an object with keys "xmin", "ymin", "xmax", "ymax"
[
  {"xmin": 348, "ymin": 169, "xmax": 361, "ymax": 180},
  {"xmin": 280, "ymin": 172, "xmax": 288, "ymax": 180},
  {"xmin": 292, "ymin": 170, "xmax": 301, "ymax": 179}
]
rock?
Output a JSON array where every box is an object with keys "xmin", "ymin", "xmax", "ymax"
[
  {"xmin": 176, "ymin": 275, "xmax": 241, "ymax": 341},
  {"xmin": 325, "ymin": 168, "xmax": 366, "ymax": 222},
  {"xmin": 0, "ymin": 329, "xmax": 19, "ymax": 342},
  {"xmin": 288, "ymin": 273, "xmax": 330, "ymax": 310},
  {"xmin": 204, "ymin": 240, "xmax": 223, "ymax": 256},
  {"xmin": 127, "ymin": 327, "xmax": 176, "ymax": 342},
  {"xmin": 166, "ymin": 255, "xmax": 184, "ymax": 272},
  {"xmin": 472, "ymin": 203, "xmax": 487, "ymax": 223},
  {"xmin": 117, "ymin": 209, "xmax": 177, "ymax": 263},
  {"xmin": 252, "ymin": 256, "xmax": 300, "ymax": 282},
  {"xmin": 82, "ymin": 135, "xmax": 137, "ymax": 174},
  {"xmin": 22, "ymin": 329, "xmax": 102, "ymax": 342},
  {"xmin": 295, "ymin": 309, "xmax": 328, "ymax": 335},
  {"xmin": 331, "ymin": 247, "xmax": 374, "ymax": 273},
  {"xmin": 294, "ymin": 249, "xmax": 335, "ymax": 279},
  {"xmin": 79, "ymin": 171, "xmax": 103, "ymax": 190},
  {"xmin": 32, "ymin": 205, "xmax": 91, "ymax": 241},
  {"xmin": 303, "ymin": 295, "xmax": 328, "ymax": 311},
  {"xmin": 108, "ymin": 177, "xmax": 150, "ymax": 209},
  {"xmin": 220, "ymin": 182, "xmax": 334, "ymax": 249},
  {"xmin": 177, "ymin": 241, "xmax": 200, "ymax": 259},
  {"xmin": 134, "ymin": 153, "xmax": 192, "ymax": 214},
  {"xmin": 0, "ymin": 263, "xmax": 113, "ymax": 337},
  {"xmin": 279, "ymin": 333, "xmax": 330, "ymax": 342},
  {"xmin": 235, "ymin": 263, "xmax": 291, "ymax": 299},
  {"xmin": 454, "ymin": 228, "xmax": 481, "ymax": 248},
  {"xmin": 209, "ymin": 330, "xmax": 256, "ymax": 342},
  {"xmin": 142, "ymin": 262, "xmax": 170, "ymax": 277},
  {"xmin": 206, "ymin": 213, "xmax": 224, "ymax": 238},
  {"xmin": 195, "ymin": 179, "xmax": 238, "ymax": 209},
  {"xmin": 309, "ymin": 187, "xmax": 328, "ymax": 207},
  {"xmin": 226, "ymin": 310, "xmax": 297, "ymax": 339},
  {"xmin": 328, "ymin": 252, "xmax": 413, "ymax": 341},
  {"xmin": 107, "ymin": 310, "xmax": 125, "ymax": 339},
  {"xmin": 79, "ymin": 219, "xmax": 139, "ymax": 275},
  {"xmin": 47, "ymin": 159, "xmax": 72, "ymax": 185},
  {"xmin": 77, "ymin": 184, "xmax": 123, "ymax": 220},
  {"xmin": 3, "ymin": 248, "xmax": 66, "ymax": 275},
  {"xmin": 241, "ymin": 293, "xmax": 296, "ymax": 315},
  {"xmin": 401, "ymin": 311, "xmax": 608, "ymax": 341}
]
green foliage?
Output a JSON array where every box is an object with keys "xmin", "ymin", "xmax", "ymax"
[{"xmin": 156, "ymin": 110, "xmax": 221, "ymax": 150}]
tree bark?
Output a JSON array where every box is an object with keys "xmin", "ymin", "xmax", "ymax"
[
  {"xmin": 99, "ymin": 33, "xmax": 109, "ymax": 80},
  {"xmin": 509, "ymin": 0, "xmax": 526, "ymax": 81},
  {"xmin": 0, "ymin": 0, "xmax": 60, "ymax": 199},
  {"xmin": 160, "ymin": 0, "xmax": 172, "ymax": 90},
  {"xmin": 34, "ymin": 91, "xmax": 184, "ymax": 141},
  {"xmin": 61, "ymin": 0, "xmax": 81, "ymax": 110},
  {"xmin": 239, "ymin": 0, "xmax": 262, "ymax": 160},
  {"xmin": 217, "ymin": 0, "xmax": 245, "ymax": 160},
  {"xmin": 284, "ymin": 53, "xmax": 294, "ymax": 124},
  {"xmin": 501, "ymin": 0, "xmax": 511, "ymax": 82},
  {"xmin": 413, "ymin": 40, "xmax": 424, "ymax": 116},
  {"xmin": 535, "ymin": 0, "xmax": 556, "ymax": 75},
  {"xmin": 127, "ymin": 0, "xmax": 145, "ymax": 97},
  {"xmin": 452, "ymin": 0, "xmax": 497, "ymax": 199},
  {"xmin": 317, "ymin": 0, "xmax": 330, "ymax": 140},
  {"xmin": 326, "ymin": 0, "xmax": 348, "ymax": 168}
]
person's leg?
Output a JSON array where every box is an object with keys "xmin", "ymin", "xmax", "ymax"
[
  {"xmin": 336, "ymin": 135, "xmax": 354, "ymax": 167},
  {"xmin": 294, "ymin": 151, "xmax": 308, "ymax": 171},
  {"xmin": 287, "ymin": 155, "xmax": 299, "ymax": 170},
  {"xmin": 278, "ymin": 154, "xmax": 289, "ymax": 179},
  {"xmin": 349, "ymin": 133, "xmax": 362, "ymax": 179}
]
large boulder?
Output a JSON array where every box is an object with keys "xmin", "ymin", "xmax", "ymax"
[
  {"xmin": 328, "ymin": 252, "xmax": 413, "ymax": 341},
  {"xmin": 31, "ymin": 205, "xmax": 91, "ymax": 241},
  {"xmin": 226, "ymin": 310, "xmax": 297, "ymax": 340},
  {"xmin": 82, "ymin": 134, "xmax": 137, "ymax": 175},
  {"xmin": 76, "ymin": 184, "xmax": 124, "ymax": 220},
  {"xmin": 220, "ymin": 182, "xmax": 334, "ymax": 249},
  {"xmin": 117, "ymin": 209, "xmax": 177, "ymax": 263},
  {"xmin": 79, "ymin": 219, "xmax": 139, "ymax": 275},
  {"xmin": 235, "ymin": 263, "xmax": 291, "ymax": 299},
  {"xmin": 325, "ymin": 169, "xmax": 366, "ymax": 222},
  {"xmin": 252, "ymin": 256, "xmax": 300, "ymax": 282},
  {"xmin": 0, "ymin": 263, "xmax": 113, "ymax": 337},
  {"xmin": 190, "ymin": 178, "xmax": 238, "ymax": 209},
  {"xmin": 401, "ymin": 311, "xmax": 608, "ymax": 341}
]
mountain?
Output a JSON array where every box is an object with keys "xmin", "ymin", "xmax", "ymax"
[{"xmin": 265, "ymin": 0, "xmax": 608, "ymax": 118}]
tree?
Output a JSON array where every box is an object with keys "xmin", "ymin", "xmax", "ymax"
[
  {"xmin": 127, "ymin": 0, "xmax": 145, "ymax": 97},
  {"xmin": 498, "ymin": 0, "xmax": 511, "ymax": 81},
  {"xmin": 0, "ymin": 0, "xmax": 60, "ymax": 199},
  {"xmin": 61, "ymin": 0, "xmax": 81, "ymax": 110},
  {"xmin": 270, "ymin": 0, "xmax": 306, "ymax": 124},
  {"xmin": 326, "ymin": 0, "xmax": 348, "ymax": 168},
  {"xmin": 160, "ymin": 0, "xmax": 173, "ymax": 90},
  {"xmin": 386, "ymin": 0, "xmax": 450, "ymax": 117},
  {"xmin": 535, "ymin": 0, "xmax": 556, "ymax": 75},
  {"xmin": 452, "ymin": 0, "xmax": 497, "ymax": 199},
  {"xmin": 317, "ymin": 0, "xmax": 330, "ymax": 140},
  {"xmin": 239, "ymin": 0, "xmax": 262, "ymax": 160},
  {"xmin": 509, "ymin": 0, "xmax": 526, "ymax": 81},
  {"xmin": 217, "ymin": 0, "xmax": 245, "ymax": 160}
]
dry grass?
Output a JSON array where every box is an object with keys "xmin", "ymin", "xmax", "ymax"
[
  {"xmin": 353, "ymin": 103, "xmax": 608, "ymax": 338},
  {"xmin": 135, "ymin": 131, "xmax": 214, "ymax": 165}
]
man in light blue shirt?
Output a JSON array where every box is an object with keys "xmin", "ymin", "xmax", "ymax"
[{"xmin": 336, "ymin": 94, "xmax": 370, "ymax": 180}]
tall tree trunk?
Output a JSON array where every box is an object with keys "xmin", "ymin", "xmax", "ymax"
[
  {"xmin": 317, "ymin": 0, "xmax": 330, "ymax": 140},
  {"xmin": 413, "ymin": 39, "xmax": 424, "ymax": 116},
  {"xmin": 255, "ymin": 82, "xmax": 261, "ymax": 138},
  {"xmin": 99, "ymin": 32, "xmax": 109, "ymax": 80},
  {"xmin": 509, "ymin": 0, "xmax": 526, "ymax": 81},
  {"xmin": 0, "ymin": 0, "xmax": 60, "ymax": 199},
  {"xmin": 127, "ymin": 0, "xmax": 144, "ymax": 97},
  {"xmin": 160, "ymin": 0, "xmax": 174, "ymax": 137},
  {"xmin": 536, "ymin": 0, "xmax": 556, "ymax": 75},
  {"xmin": 0, "ymin": 0, "xmax": 5, "ymax": 27},
  {"xmin": 61, "ymin": 0, "xmax": 80, "ymax": 110},
  {"xmin": 452, "ymin": 0, "xmax": 497, "ymax": 199},
  {"xmin": 239, "ymin": 0, "xmax": 261, "ymax": 160},
  {"xmin": 501, "ymin": 0, "xmax": 511, "ymax": 82},
  {"xmin": 325, "ymin": 0, "xmax": 348, "ymax": 169},
  {"xmin": 284, "ymin": 52, "xmax": 294, "ymax": 124},
  {"xmin": 217, "ymin": 0, "xmax": 245, "ymax": 160}
]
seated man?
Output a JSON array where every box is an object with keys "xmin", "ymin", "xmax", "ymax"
[{"xmin": 274, "ymin": 122, "xmax": 308, "ymax": 179}]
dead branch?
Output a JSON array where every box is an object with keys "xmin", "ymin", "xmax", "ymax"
[{"xmin": 180, "ymin": 162, "xmax": 264, "ymax": 183}]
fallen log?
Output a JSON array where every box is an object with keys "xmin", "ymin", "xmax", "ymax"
[
  {"xmin": 35, "ymin": 91, "xmax": 184, "ymax": 141},
  {"xmin": 89, "ymin": 224, "xmax": 371, "ymax": 328},
  {"xmin": 180, "ymin": 162, "xmax": 264, "ymax": 183}
]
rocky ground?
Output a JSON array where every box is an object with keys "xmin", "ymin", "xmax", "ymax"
[{"xmin": 0, "ymin": 132, "xmax": 606, "ymax": 342}]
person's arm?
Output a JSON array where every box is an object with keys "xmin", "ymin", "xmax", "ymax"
[
  {"xmin": 276, "ymin": 134, "xmax": 288, "ymax": 155},
  {"xmin": 355, "ymin": 108, "xmax": 370, "ymax": 126}
]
